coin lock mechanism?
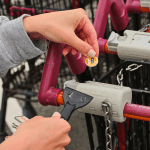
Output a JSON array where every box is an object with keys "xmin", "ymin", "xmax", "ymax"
[
  {"xmin": 64, "ymin": 80, "xmax": 132, "ymax": 122},
  {"xmin": 140, "ymin": 0, "xmax": 150, "ymax": 9},
  {"xmin": 107, "ymin": 30, "xmax": 150, "ymax": 62}
]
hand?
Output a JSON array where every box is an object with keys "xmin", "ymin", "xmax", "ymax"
[
  {"xmin": 23, "ymin": 9, "xmax": 99, "ymax": 61},
  {"xmin": 0, "ymin": 112, "xmax": 71, "ymax": 150}
]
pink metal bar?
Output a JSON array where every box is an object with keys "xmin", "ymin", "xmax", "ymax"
[
  {"xmin": 117, "ymin": 123, "xmax": 126, "ymax": 150},
  {"xmin": 43, "ymin": 10, "xmax": 54, "ymax": 13},
  {"xmin": 65, "ymin": 52, "xmax": 86, "ymax": 75},
  {"xmin": 94, "ymin": 0, "xmax": 129, "ymax": 39},
  {"xmin": 72, "ymin": 0, "xmax": 80, "ymax": 9},
  {"xmin": 3, "ymin": 0, "xmax": 9, "ymax": 4},
  {"xmin": 21, "ymin": 8, "xmax": 35, "ymax": 16},
  {"xmin": 10, "ymin": 7, "xmax": 36, "ymax": 17},
  {"xmin": 10, "ymin": 7, "xmax": 22, "ymax": 17},
  {"xmin": 126, "ymin": 0, "xmax": 141, "ymax": 14},
  {"xmin": 124, "ymin": 103, "xmax": 150, "ymax": 121},
  {"xmin": 38, "ymin": 42, "xmax": 64, "ymax": 106},
  {"xmin": 98, "ymin": 38, "xmax": 107, "ymax": 54}
]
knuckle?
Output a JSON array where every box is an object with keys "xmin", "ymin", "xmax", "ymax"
[
  {"xmin": 63, "ymin": 137, "xmax": 71, "ymax": 145},
  {"xmin": 67, "ymin": 124, "xmax": 71, "ymax": 131},
  {"xmin": 77, "ymin": 8, "xmax": 86, "ymax": 14},
  {"xmin": 67, "ymin": 137, "xmax": 71, "ymax": 144},
  {"xmin": 62, "ymin": 121, "xmax": 71, "ymax": 131}
]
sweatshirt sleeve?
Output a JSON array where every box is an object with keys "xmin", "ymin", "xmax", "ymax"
[{"xmin": 0, "ymin": 14, "xmax": 47, "ymax": 77}]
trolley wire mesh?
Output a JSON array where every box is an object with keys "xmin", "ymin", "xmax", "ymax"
[{"xmin": 91, "ymin": 60, "xmax": 150, "ymax": 150}]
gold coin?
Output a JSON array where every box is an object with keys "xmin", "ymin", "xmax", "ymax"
[{"xmin": 85, "ymin": 57, "xmax": 98, "ymax": 67}]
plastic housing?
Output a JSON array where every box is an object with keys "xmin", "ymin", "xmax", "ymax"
[
  {"xmin": 140, "ymin": 0, "xmax": 150, "ymax": 8},
  {"xmin": 108, "ymin": 30, "xmax": 150, "ymax": 62},
  {"xmin": 64, "ymin": 80, "xmax": 132, "ymax": 122}
]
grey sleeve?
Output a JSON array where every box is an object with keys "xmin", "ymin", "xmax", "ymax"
[{"xmin": 0, "ymin": 14, "xmax": 47, "ymax": 77}]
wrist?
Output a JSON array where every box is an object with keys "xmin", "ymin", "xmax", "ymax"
[
  {"xmin": 0, "ymin": 134, "xmax": 30, "ymax": 150},
  {"xmin": 23, "ymin": 15, "xmax": 37, "ymax": 33},
  {"xmin": 23, "ymin": 15, "xmax": 42, "ymax": 40}
]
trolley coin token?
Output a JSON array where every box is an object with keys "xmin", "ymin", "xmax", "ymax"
[{"xmin": 85, "ymin": 57, "xmax": 98, "ymax": 67}]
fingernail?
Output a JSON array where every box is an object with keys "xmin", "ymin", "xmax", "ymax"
[
  {"xmin": 87, "ymin": 49, "xmax": 96, "ymax": 57},
  {"xmin": 64, "ymin": 52, "xmax": 69, "ymax": 56},
  {"xmin": 52, "ymin": 112, "xmax": 60, "ymax": 117}
]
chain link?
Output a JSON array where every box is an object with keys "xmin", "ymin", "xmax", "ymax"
[
  {"xmin": 117, "ymin": 69, "xmax": 123, "ymax": 86},
  {"xmin": 117, "ymin": 64, "xmax": 143, "ymax": 86},
  {"xmin": 104, "ymin": 63, "xmax": 143, "ymax": 150},
  {"xmin": 138, "ymin": 24, "xmax": 150, "ymax": 32},
  {"xmin": 102, "ymin": 102, "xmax": 112, "ymax": 150},
  {"xmin": 126, "ymin": 64, "xmax": 143, "ymax": 72}
]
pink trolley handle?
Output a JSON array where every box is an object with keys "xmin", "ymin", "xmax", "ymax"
[
  {"xmin": 124, "ymin": 103, "xmax": 150, "ymax": 122},
  {"xmin": 38, "ymin": 42, "xmax": 86, "ymax": 106}
]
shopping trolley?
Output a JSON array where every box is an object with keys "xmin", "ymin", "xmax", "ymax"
[
  {"xmin": 36, "ymin": 0, "xmax": 150, "ymax": 150},
  {"xmin": 1, "ymin": 0, "xmax": 150, "ymax": 150}
]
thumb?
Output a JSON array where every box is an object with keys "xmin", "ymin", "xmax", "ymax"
[
  {"xmin": 67, "ymin": 33, "xmax": 96, "ymax": 58},
  {"xmin": 52, "ymin": 112, "xmax": 61, "ymax": 119}
]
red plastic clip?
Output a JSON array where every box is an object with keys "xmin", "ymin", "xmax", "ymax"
[{"xmin": 146, "ymin": 27, "xmax": 150, "ymax": 33}]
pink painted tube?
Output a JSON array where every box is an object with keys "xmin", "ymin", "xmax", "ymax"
[
  {"xmin": 65, "ymin": 52, "xmax": 86, "ymax": 75},
  {"xmin": 98, "ymin": 38, "xmax": 107, "ymax": 54},
  {"xmin": 117, "ymin": 123, "xmax": 126, "ymax": 150},
  {"xmin": 43, "ymin": 10, "xmax": 54, "ymax": 13},
  {"xmin": 126, "ymin": 0, "xmax": 141, "ymax": 14},
  {"xmin": 38, "ymin": 42, "xmax": 65, "ymax": 106},
  {"xmin": 10, "ymin": 7, "xmax": 22, "ymax": 17},
  {"xmin": 21, "ymin": 8, "xmax": 36, "ymax": 16},
  {"xmin": 94, "ymin": 0, "xmax": 129, "ymax": 39},
  {"xmin": 124, "ymin": 103, "xmax": 150, "ymax": 121}
]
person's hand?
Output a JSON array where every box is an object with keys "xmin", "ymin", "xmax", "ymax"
[
  {"xmin": 23, "ymin": 9, "xmax": 99, "ymax": 62},
  {"xmin": 0, "ymin": 112, "xmax": 71, "ymax": 150}
]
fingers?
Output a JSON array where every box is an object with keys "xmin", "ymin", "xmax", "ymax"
[
  {"xmin": 61, "ymin": 135, "xmax": 71, "ymax": 146},
  {"xmin": 76, "ymin": 16, "xmax": 99, "ymax": 57},
  {"xmin": 71, "ymin": 49, "xmax": 78, "ymax": 55},
  {"xmin": 52, "ymin": 112, "xmax": 61, "ymax": 119},
  {"xmin": 67, "ymin": 32, "xmax": 96, "ymax": 58},
  {"xmin": 82, "ymin": 55, "xmax": 87, "ymax": 63},
  {"xmin": 62, "ymin": 45, "xmax": 72, "ymax": 56}
]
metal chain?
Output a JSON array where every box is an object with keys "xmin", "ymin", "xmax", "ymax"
[
  {"xmin": 102, "ymin": 102, "xmax": 112, "ymax": 150},
  {"xmin": 117, "ymin": 69, "xmax": 123, "ymax": 86},
  {"xmin": 117, "ymin": 64, "xmax": 143, "ymax": 86},
  {"xmin": 126, "ymin": 64, "xmax": 143, "ymax": 72},
  {"xmin": 138, "ymin": 24, "xmax": 150, "ymax": 32}
]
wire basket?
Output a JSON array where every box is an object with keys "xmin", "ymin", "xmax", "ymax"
[{"xmin": 92, "ymin": 60, "xmax": 150, "ymax": 150}]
